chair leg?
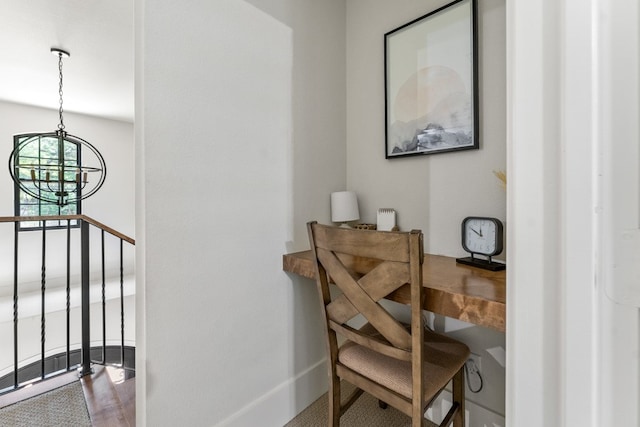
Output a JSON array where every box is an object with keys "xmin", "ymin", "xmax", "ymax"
[
  {"xmin": 452, "ymin": 367, "xmax": 465, "ymax": 427},
  {"xmin": 328, "ymin": 376, "xmax": 341, "ymax": 427}
]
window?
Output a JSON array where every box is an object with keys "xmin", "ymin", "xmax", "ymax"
[{"xmin": 13, "ymin": 133, "xmax": 81, "ymax": 231}]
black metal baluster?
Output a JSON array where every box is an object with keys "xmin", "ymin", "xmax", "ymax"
[
  {"xmin": 3, "ymin": 217, "xmax": 137, "ymax": 390},
  {"xmin": 3, "ymin": 217, "xmax": 135, "ymax": 391},
  {"xmin": 40, "ymin": 221, "xmax": 46, "ymax": 380},
  {"xmin": 120, "ymin": 239, "xmax": 125, "ymax": 367},
  {"xmin": 13, "ymin": 221, "xmax": 19, "ymax": 389},
  {"xmin": 66, "ymin": 220, "xmax": 71, "ymax": 371},
  {"xmin": 101, "ymin": 229, "xmax": 106, "ymax": 364},
  {"xmin": 79, "ymin": 220, "xmax": 92, "ymax": 377}
]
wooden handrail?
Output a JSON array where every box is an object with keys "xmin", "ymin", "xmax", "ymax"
[{"xmin": 0, "ymin": 215, "xmax": 135, "ymax": 245}]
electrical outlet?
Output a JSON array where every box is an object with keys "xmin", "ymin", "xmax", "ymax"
[
  {"xmin": 465, "ymin": 353, "xmax": 484, "ymax": 393},
  {"xmin": 466, "ymin": 352, "xmax": 482, "ymax": 374}
]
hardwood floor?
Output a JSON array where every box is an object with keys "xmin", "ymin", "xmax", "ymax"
[
  {"xmin": 81, "ymin": 366, "xmax": 135, "ymax": 426},
  {"xmin": 0, "ymin": 366, "xmax": 135, "ymax": 426}
]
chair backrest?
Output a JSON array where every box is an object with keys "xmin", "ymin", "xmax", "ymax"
[{"xmin": 307, "ymin": 221, "xmax": 424, "ymax": 362}]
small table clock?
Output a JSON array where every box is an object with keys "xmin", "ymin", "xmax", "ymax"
[{"xmin": 456, "ymin": 216, "xmax": 506, "ymax": 271}]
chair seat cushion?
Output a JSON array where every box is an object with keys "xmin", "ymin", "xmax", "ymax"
[{"xmin": 338, "ymin": 323, "xmax": 470, "ymax": 400}]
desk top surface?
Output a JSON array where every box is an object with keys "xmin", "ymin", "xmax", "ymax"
[{"xmin": 283, "ymin": 250, "xmax": 506, "ymax": 332}]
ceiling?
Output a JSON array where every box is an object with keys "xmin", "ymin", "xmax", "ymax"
[{"xmin": 0, "ymin": 0, "xmax": 134, "ymax": 123}]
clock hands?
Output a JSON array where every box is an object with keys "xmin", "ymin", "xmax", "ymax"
[{"xmin": 470, "ymin": 227, "xmax": 483, "ymax": 237}]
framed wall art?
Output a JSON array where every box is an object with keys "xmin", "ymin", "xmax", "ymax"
[{"xmin": 384, "ymin": 0, "xmax": 478, "ymax": 158}]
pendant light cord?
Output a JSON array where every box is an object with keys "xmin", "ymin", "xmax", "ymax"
[{"xmin": 57, "ymin": 52, "xmax": 65, "ymax": 131}]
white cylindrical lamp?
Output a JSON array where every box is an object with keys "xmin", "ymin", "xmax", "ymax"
[{"xmin": 331, "ymin": 191, "xmax": 360, "ymax": 226}]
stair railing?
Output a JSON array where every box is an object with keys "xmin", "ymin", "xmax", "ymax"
[{"xmin": 0, "ymin": 214, "xmax": 135, "ymax": 393}]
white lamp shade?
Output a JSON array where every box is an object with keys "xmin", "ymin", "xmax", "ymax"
[{"xmin": 331, "ymin": 191, "xmax": 360, "ymax": 222}]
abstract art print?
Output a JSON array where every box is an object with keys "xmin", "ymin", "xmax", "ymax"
[{"xmin": 384, "ymin": 0, "xmax": 478, "ymax": 158}]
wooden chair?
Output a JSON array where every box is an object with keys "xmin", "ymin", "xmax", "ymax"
[{"xmin": 307, "ymin": 221, "xmax": 470, "ymax": 427}]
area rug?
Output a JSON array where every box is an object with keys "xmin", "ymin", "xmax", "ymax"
[
  {"xmin": 0, "ymin": 382, "xmax": 91, "ymax": 426},
  {"xmin": 285, "ymin": 382, "xmax": 412, "ymax": 427}
]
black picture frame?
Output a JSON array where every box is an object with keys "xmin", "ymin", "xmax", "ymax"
[{"xmin": 384, "ymin": 0, "xmax": 478, "ymax": 158}]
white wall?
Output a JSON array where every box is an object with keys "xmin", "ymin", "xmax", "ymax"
[
  {"xmin": 346, "ymin": 0, "xmax": 507, "ymax": 420},
  {"xmin": 346, "ymin": 0, "xmax": 506, "ymax": 258},
  {"xmin": 136, "ymin": 0, "xmax": 345, "ymax": 425}
]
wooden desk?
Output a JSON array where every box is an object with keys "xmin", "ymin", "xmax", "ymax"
[{"xmin": 283, "ymin": 250, "xmax": 505, "ymax": 332}]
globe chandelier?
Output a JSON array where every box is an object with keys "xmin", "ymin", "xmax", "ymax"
[{"xmin": 8, "ymin": 48, "xmax": 106, "ymax": 207}]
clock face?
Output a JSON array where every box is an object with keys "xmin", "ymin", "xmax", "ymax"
[{"xmin": 462, "ymin": 217, "xmax": 503, "ymax": 256}]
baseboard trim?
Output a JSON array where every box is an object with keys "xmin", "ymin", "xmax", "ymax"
[
  {"xmin": 214, "ymin": 358, "xmax": 505, "ymax": 427},
  {"xmin": 215, "ymin": 358, "xmax": 327, "ymax": 427},
  {"xmin": 429, "ymin": 390, "xmax": 505, "ymax": 427}
]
